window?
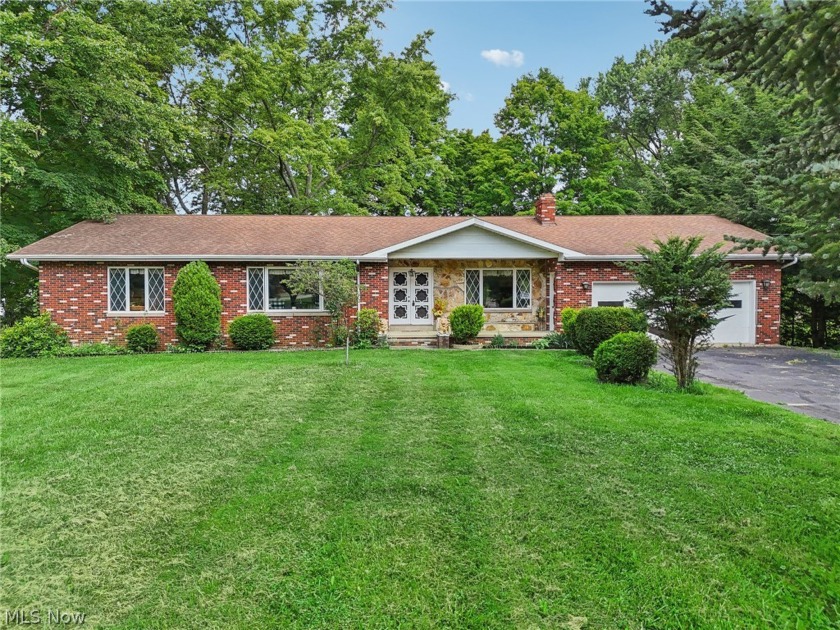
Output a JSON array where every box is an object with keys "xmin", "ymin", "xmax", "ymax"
[
  {"xmin": 247, "ymin": 267, "xmax": 323, "ymax": 312},
  {"xmin": 108, "ymin": 267, "xmax": 164, "ymax": 313},
  {"xmin": 465, "ymin": 268, "xmax": 531, "ymax": 309},
  {"xmin": 597, "ymin": 300, "xmax": 625, "ymax": 307}
]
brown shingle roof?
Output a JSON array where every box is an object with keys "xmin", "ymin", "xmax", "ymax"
[{"xmin": 8, "ymin": 213, "xmax": 772, "ymax": 261}]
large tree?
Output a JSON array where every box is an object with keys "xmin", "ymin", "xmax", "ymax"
[
  {"xmin": 1, "ymin": 0, "xmax": 189, "ymax": 322},
  {"xmin": 161, "ymin": 0, "xmax": 450, "ymax": 216},
  {"xmin": 647, "ymin": 0, "xmax": 840, "ymax": 306},
  {"xmin": 495, "ymin": 68, "xmax": 639, "ymax": 215}
]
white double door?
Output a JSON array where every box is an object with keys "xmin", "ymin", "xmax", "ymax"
[{"xmin": 390, "ymin": 268, "xmax": 433, "ymax": 325}]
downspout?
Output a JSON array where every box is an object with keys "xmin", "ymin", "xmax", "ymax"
[
  {"xmin": 355, "ymin": 259, "xmax": 361, "ymax": 313},
  {"xmin": 781, "ymin": 254, "xmax": 800, "ymax": 270},
  {"xmin": 20, "ymin": 258, "xmax": 38, "ymax": 271},
  {"xmin": 548, "ymin": 266, "xmax": 556, "ymax": 332}
]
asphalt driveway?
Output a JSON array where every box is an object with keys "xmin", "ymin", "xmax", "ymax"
[{"xmin": 682, "ymin": 347, "xmax": 840, "ymax": 423}]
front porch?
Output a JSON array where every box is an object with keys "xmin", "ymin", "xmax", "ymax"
[{"xmin": 383, "ymin": 258, "xmax": 555, "ymax": 345}]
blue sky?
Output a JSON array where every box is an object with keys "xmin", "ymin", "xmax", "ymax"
[{"xmin": 376, "ymin": 1, "xmax": 672, "ymax": 132}]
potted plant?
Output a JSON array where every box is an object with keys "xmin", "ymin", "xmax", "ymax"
[
  {"xmin": 450, "ymin": 304, "xmax": 485, "ymax": 349},
  {"xmin": 432, "ymin": 297, "xmax": 447, "ymax": 319}
]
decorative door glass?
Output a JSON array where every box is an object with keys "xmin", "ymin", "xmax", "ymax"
[{"xmin": 391, "ymin": 269, "xmax": 432, "ymax": 324}]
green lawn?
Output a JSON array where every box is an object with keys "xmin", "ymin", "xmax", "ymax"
[{"xmin": 2, "ymin": 350, "xmax": 838, "ymax": 628}]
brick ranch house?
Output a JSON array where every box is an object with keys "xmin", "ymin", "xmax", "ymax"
[{"xmin": 8, "ymin": 194, "xmax": 785, "ymax": 348}]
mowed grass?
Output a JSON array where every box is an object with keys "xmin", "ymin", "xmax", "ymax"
[{"xmin": 1, "ymin": 350, "xmax": 838, "ymax": 628}]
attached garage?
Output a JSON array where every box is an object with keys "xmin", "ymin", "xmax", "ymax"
[{"xmin": 591, "ymin": 281, "xmax": 757, "ymax": 345}]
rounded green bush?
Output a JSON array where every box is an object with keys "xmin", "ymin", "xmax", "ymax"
[
  {"xmin": 593, "ymin": 332, "xmax": 658, "ymax": 384},
  {"xmin": 354, "ymin": 308, "xmax": 381, "ymax": 347},
  {"xmin": 125, "ymin": 323, "xmax": 159, "ymax": 353},
  {"xmin": 0, "ymin": 313, "xmax": 70, "ymax": 358},
  {"xmin": 561, "ymin": 307, "xmax": 581, "ymax": 350},
  {"xmin": 450, "ymin": 304, "xmax": 485, "ymax": 343},
  {"xmin": 228, "ymin": 314, "xmax": 275, "ymax": 350},
  {"xmin": 574, "ymin": 307, "xmax": 648, "ymax": 357},
  {"xmin": 171, "ymin": 261, "xmax": 222, "ymax": 350}
]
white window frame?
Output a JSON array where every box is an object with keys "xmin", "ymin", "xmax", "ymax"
[
  {"xmin": 107, "ymin": 267, "xmax": 165, "ymax": 315},
  {"xmin": 247, "ymin": 266, "xmax": 326, "ymax": 313},
  {"xmin": 466, "ymin": 268, "xmax": 531, "ymax": 311}
]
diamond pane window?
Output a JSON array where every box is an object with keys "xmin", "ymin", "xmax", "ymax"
[
  {"xmin": 465, "ymin": 270, "xmax": 481, "ymax": 305},
  {"xmin": 129, "ymin": 269, "xmax": 146, "ymax": 311},
  {"xmin": 109, "ymin": 269, "xmax": 127, "ymax": 312},
  {"xmin": 248, "ymin": 268, "xmax": 265, "ymax": 311},
  {"xmin": 516, "ymin": 269, "xmax": 531, "ymax": 309},
  {"xmin": 147, "ymin": 269, "xmax": 165, "ymax": 311}
]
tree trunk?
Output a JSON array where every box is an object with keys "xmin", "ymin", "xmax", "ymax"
[
  {"xmin": 345, "ymin": 334, "xmax": 350, "ymax": 366},
  {"xmin": 811, "ymin": 296, "xmax": 827, "ymax": 347}
]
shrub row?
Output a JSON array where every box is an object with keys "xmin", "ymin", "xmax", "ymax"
[
  {"xmin": 562, "ymin": 306, "xmax": 658, "ymax": 385},
  {"xmin": 0, "ymin": 315, "xmax": 161, "ymax": 358}
]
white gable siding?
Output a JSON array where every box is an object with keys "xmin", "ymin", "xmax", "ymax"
[{"xmin": 388, "ymin": 225, "xmax": 556, "ymax": 260}]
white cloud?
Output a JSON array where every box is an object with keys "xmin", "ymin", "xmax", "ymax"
[
  {"xmin": 480, "ymin": 49, "xmax": 525, "ymax": 68},
  {"xmin": 463, "ymin": 92, "xmax": 475, "ymax": 102},
  {"xmin": 440, "ymin": 80, "xmax": 451, "ymax": 92}
]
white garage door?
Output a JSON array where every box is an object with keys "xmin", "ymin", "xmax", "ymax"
[{"xmin": 591, "ymin": 281, "xmax": 756, "ymax": 345}]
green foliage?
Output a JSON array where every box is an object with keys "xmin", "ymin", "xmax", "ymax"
[
  {"xmin": 330, "ymin": 325, "xmax": 349, "ymax": 349},
  {"xmin": 354, "ymin": 309, "xmax": 381, "ymax": 347},
  {"xmin": 228, "ymin": 314, "xmax": 275, "ymax": 351},
  {"xmin": 489, "ymin": 333, "xmax": 506, "ymax": 349},
  {"xmin": 165, "ymin": 1, "xmax": 450, "ymax": 216},
  {"xmin": 125, "ymin": 324, "xmax": 159, "ymax": 353},
  {"xmin": 649, "ymin": 0, "xmax": 840, "ymax": 306},
  {"xmin": 171, "ymin": 261, "xmax": 222, "ymax": 351},
  {"xmin": 574, "ymin": 307, "xmax": 648, "ymax": 358},
  {"xmin": 0, "ymin": 313, "xmax": 70, "ymax": 358},
  {"xmin": 530, "ymin": 337, "xmax": 550, "ymax": 350},
  {"xmin": 545, "ymin": 331, "xmax": 574, "ymax": 349},
  {"xmin": 449, "ymin": 305, "xmax": 485, "ymax": 343},
  {"xmin": 561, "ymin": 308, "xmax": 582, "ymax": 350},
  {"xmin": 287, "ymin": 260, "xmax": 358, "ymax": 363},
  {"xmin": 495, "ymin": 68, "xmax": 639, "ymax": 215},
  {"xmin": 624, "ymin": 236, "xmax": 731, "ymax": 389},
  {"xmin": 593, "ymin": 332, "xmax": 659, "ymax": 384},
  {"xmin": 44, "ymin": 342, "xmax": 132, "ymax": 358}
]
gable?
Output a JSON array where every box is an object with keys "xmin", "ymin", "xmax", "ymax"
[{"xmin": 387, "ymin": 225, "xmax": 558, "ymax": 260}]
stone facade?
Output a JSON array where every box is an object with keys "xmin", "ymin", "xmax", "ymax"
[{"xmin": 390, "ymin": 258, "xmax": 552, "ymax": 332}]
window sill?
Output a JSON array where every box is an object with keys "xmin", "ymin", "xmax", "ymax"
[
  {"xmin": 484, "ymin": 308, "xmax": 533, "ymax": 313},
  {"xmin": 106, "ymin": 311, "xmax": 166, "ymax": 317}
]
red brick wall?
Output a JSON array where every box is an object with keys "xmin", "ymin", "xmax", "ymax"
[
  {"xmin": 38, "ymin": 258, "xmax": 781, "ymax": 348},
  {"xmin": 358, "ymin": 262, "xmax": 389, "ymax": 320},
  {"xmin": 38, "ymin": 261, "xmax": 374, "ymax": 349},
  {"xmin": 553, "ymin": 260, "xmax": 781, "ymax": 344}
]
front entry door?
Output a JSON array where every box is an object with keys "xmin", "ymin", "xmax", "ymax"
[{"xmin": 390, "ymin": 268, "xmax": 433, "ymax": 325}]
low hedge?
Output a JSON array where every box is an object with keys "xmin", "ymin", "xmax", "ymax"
[
  {"xmin": 450, "ymin": 304, "xmax": 485, "ymax": 343},
  {"xmin": 561, "ymin": 308, "xmax": 581, "ymax": 350},
  {"xmin": 0, "ymin": 314, "xmax": 70, "ymax": 358},
  {"xmin": 228, "ymin": 314, "xmax": 275, "ymax": 350},
  {"xmin": 125, "ymin": 323, "xmax": 159, "ymax": 353},
  {"xmin": 354, "ymin": 308, "xmax": 381, "ymax": 347},
  {"xmin": 593, "ymin": 332, "xmax": 658, "ymax": 384},
  {"xmin": 574, "ymin": 307, "xmax": 648, "ymax": 357}
]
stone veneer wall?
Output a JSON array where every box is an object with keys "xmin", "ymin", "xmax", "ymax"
[
  {"xmin": 39, "ymin": 261, "xmax": 391, "ymax": 349},
  {"xmin": 553, "ymin": 260, "xmax": 782, "ymax": 344},
  {"xmin": 389, "ymin": 259, "xmax": 552, "ymax": 332}
]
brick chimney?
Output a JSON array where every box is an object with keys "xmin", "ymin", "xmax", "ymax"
[{"xmin": 534, "ymin": 192, "xmax": 556, "ymax": 225}]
